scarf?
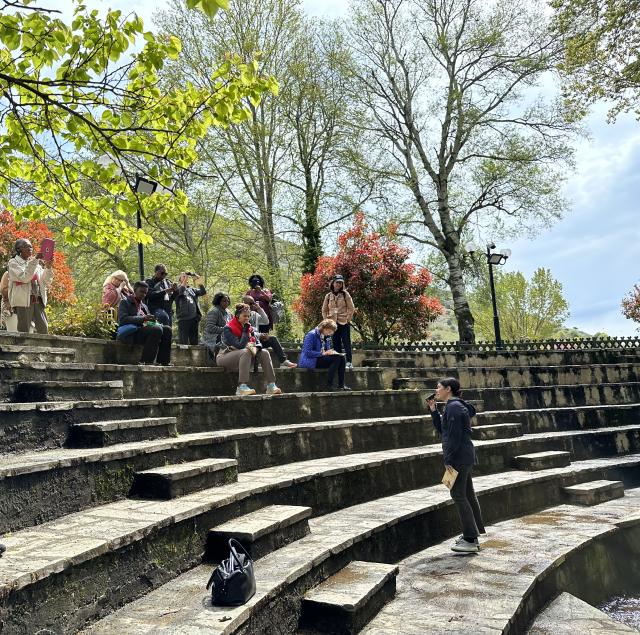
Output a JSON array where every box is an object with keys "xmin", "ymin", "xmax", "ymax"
[{"xmin": 227, "ymin": 316, "xmax": 256, "ymax": 343}]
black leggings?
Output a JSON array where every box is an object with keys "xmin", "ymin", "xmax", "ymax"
[{"xmin": 315, "ymin": 355, "xmax": 346, "ymax": 388}]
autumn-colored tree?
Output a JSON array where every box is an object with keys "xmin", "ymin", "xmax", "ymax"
[
  {"xmin": 0, "ymin": 210, "xmax": 75, "ymax": 306},
  {"xmin": 294, "ymin": 213, "xmax": 443, "ymax": 344},
  {"xmin": 622, "ymin": 283, "xmax": 640, "ymax": 328}
]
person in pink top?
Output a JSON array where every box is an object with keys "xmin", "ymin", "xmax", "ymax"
[
  {"xmin": 246, "ymin": 274, "xmax": 273, "ymax": 333},
  {"xmin": 102, "ymin": 270, "xmax": 134, "ymax": 309}
]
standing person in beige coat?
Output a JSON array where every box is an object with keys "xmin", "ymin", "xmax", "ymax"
[
  {"xmin": 1, "ymin": 270, "xmax": 18, "ymax": 332},
  {"xmin": 321, "ymin": 274, "xmax": 356, "ymax": 369},
  {"xmin": 7, "ymin": 238, "xmax": 53, "ymax": 334}
]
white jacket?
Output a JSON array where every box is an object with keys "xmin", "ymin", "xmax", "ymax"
[{"xmin": 8, "ymin": 255, "xmax": 53, "ymax": 308}]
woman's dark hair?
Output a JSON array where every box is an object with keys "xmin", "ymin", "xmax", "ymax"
[
  {"xmin": 213, "ymin": 292, "xmax": 230, "ymax": 306},
  {"xmin": 438, "ymin": 377, "xmax": 462, "ymax": 397},
  {"xmin": 234, "ymin": 303, "xmax": 250, "ymax": 317},
  {"xmin": 248, "ymin": 274, "xmax": 265, "ymax": 288},
  {"xmin": 133, "ymin": 280, "xmax": 149, "ymax": 291}
]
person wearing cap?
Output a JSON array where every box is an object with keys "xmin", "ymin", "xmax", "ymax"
[{"xmin": 322, "ymin": 274, "xmax": 356, "ymax": 369}]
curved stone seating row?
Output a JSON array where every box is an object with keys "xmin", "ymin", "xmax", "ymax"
[
  {"xmin": 74, "ymin": 458, "xmax": 640, "ymax": 635},
  {"xmin": 361, "ymin": 489, "xmax": 640, "ymax": 635},
  {"xmin": 0, "ymin": 389, "xmax": 427, "ymax": 453}
]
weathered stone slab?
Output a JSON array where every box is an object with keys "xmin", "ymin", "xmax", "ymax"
[
  {"xmin": 207, "ymin": 505, "xmax": 311, "ymax": 561},
  {"xmin": 529, "ymin": 592, "xmax": 638, "ymax": 634},
  {"xmin": 514, "ymin": 450, "xmax": 571, "ymax": 471},
  {"xmin": 563, "ymin": 479, "xmax": 625, "ymax": 506},
  {"xmin": 12, "ymin": 379, "xmax": 124, "ymax": 402},
  {"xmin": 68, "ymin": 417, "xmax": 179, "ymax": 447},
  {"xmin": 131, "ymin": 458, "xmax": 238, "ymax": 499},
  {"xmin": 0, "ymin": 344, "xmax": 76, "ymax": 363},
  {"xmin": 473, "ymin": 423, "xmax": 523, "ymax": 441},
  {"xmin": 300, "ymin": 561, "xmax": 399, "ymax": 635}
]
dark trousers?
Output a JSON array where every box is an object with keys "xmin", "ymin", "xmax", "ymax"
[
  {"xmin": 333, "ymin": 323, "xmax": 352, "ymax": 363},
  {"xmin": 131, "ymin": 324, "xmax": 172, "ymax": 364},
  {"xmin": 316, "ymin": 354, "xmax": 346, "ymax": 388},
  {"xmin": 178, "ymin": 317, "xmax": 200, "ymax": 345},
  {"xmin": 152, "ymin": 308, "xmax": 172, "ymax": 327},
  {"xmin": 450, "ymin": 464, "xmax": 485, "ymax": 541},
  {"xmin": 260, "ymin": 335, "xmax": 287, "ymax": 363}
]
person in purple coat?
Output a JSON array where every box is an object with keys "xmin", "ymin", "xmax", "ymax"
[{"xmin": 298, "ymin": 319, "xmax": 350, "ymax": 391}]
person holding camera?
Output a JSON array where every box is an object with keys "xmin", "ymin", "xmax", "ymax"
[
  {"xmin": 175, "ymin": 272, "xmax": 206, "ymax": 345},
  {"xmin": 145, "ymin": 264, "xmax": 178, "ymax": 326},
  {"xmin": 117, "ymin": 281, "xmax": 173, "ymax": 366},
  {"xmin": 7, "ymin": 238, "xmax": 53, "ymax": 334},
  {"xmin": 217, "ymin": 303, "xmax": 281, "ymax": 397},
  {"xmin": 246, "ymin": 274, "xmax": 274, "ymax": 333},
  {"xmin": 428, "ymin": 377, "xmax": 485, "ymax": 553}
]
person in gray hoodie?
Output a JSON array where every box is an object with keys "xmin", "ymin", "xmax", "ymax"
[{"xmin": 428, "ymin": 377, "xmax": 485, "ymax": 553}]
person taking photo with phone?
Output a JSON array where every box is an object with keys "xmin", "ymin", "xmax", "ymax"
[{"xmin": 175, "ymin": 272, "xmax": 207, "ymax": 345}]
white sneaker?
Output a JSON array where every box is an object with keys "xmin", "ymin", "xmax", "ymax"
[
  {"xmin": 236, "ymin": 384, "xmax": 256, "ymax": 397},
  {"xmin": 451, "ymin": 538, "xmax": 480, "ymax": 553},
  {"xmin": 266, "ymin": 383, "xmax": 282, "ymax": 395},
  {"xmin": 280, "ymin": 360, "xmax": 297, "ymax": 368},
  {"xmin": 346, "ymin": 362, "xmax": 353, "ymax": 369}
]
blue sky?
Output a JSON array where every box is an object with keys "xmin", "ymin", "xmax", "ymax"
[{"xmin": 83, "ymin": 0, "xmax": 640, "ymax": 336}]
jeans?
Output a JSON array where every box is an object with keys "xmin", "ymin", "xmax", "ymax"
[
  {"xmin": 127, "ymin": 324, "xmax": 172, "ymax": 364},
  {"xmin": 259, "ymin": 335, "xmax": 287, "ymax": 363},
  {"xmin": 315, "ymin": 355, "xmax": 346, "ymax": 388},
  {"xmin": 178, "ymin": 317, "xmax": 200, "ymax": 345},
  {"xmin": 217, "ymin": 348, "xmax": 276, "ymax": 385},
  {"xmin": 333, "ymin": 323, "xmax": 352, "ymax": 363},
  {"xmin": 450, "ymin": 464, "xmax": 485, "ymax": 541},
  {"xmin": 152, "ymin": 308, "xmax": 172, "ymax": 327}
]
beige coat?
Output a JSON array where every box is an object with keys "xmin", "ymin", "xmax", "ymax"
[
  {"xmin": 322, "ymin": 291, "xmax": 355, "ymax": 325},
  {"xmin": 8, "ymin": 255, "xmax": 53, "ymax": 308}
]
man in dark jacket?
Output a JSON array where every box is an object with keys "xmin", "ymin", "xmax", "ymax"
[
  {"xmin": 175, "ymin": 272, "xmax": 206, "ymax": 345},
  {"xmin": 145, "ymin": 264, "xmax": 178, "ymax": 326},
  {"xmin": 117, "ymin": 281, "xmax": 172, "ymax": 365},
  {"xmin": 429, "ymin": 377, "xmax": 485, "ymax": 553}
]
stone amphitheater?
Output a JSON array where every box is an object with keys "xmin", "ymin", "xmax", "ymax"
[{"xmin": 0, "ymin": 331, "xmax": 639, "ymax": 634}]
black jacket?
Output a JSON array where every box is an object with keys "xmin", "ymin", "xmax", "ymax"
[
  {"xmin": 145, "ymin": 276, "xmax": 178, "ymax": 314},
  {"xmin": 118, "ymin": 295, "xmax": 151, "ymax": 326},
  {"xmin": 175, "ymin": 285, "xmax": 206, "ymax": 321},
  {"xmin": 431, "ymin": 398, "xmax": 476, "ymax": 467}
]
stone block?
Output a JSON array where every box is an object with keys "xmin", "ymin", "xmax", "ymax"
[
  {"xmin": 131, "ymin": 458, "xmax": 238, "ymax": 499},
  {"xmin": 0, "ymin": 344, "xmax": 76, "ymax": 363},
  {"xmin": 68, "ymin": 417, "xmax": 179, "ymax": 447},
  {"xmin": 12, "ymin": 379, "xmax": 124, "ymax": 402},
  {"xmin": 300, "ymin": 561, "xmax": 399, "ymax": 635},
  {"xmin": 472, "ymin": 423, "xmax": 523, "ymax": 441},
  {"xmin": 206, "ymin": 504, "xmax": 312, "ymax": 561},
  {"xmin": 563, "ymin": 479, "xmax": 624, "ymax": 506},
  {"xmin": 513, "ymin": 450, "xmax": 571, "ymax": 471}
]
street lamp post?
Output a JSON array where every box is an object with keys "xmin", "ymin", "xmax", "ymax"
[
  {"xmin": 132, "ymin": 175, "xmax": 158, "ymax": 281},
  {"xmin": 468, "ymin": 242, "xmax": 511, "ymax": 349}
]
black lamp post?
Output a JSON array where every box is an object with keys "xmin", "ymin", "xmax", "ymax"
[
  {"xmin": 468, "ymin": 242, "xmax": 511, "ymax": 349},
  {"xmin": 132, "ymin": 175, "xmax": 158, "ymax": 281}
]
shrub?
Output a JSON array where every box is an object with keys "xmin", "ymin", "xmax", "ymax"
[{"xmin": 48, "ymin": 303, "xmax": 116, "ymax": 339}]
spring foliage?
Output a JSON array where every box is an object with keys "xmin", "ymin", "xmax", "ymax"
[
  {"xmin": 294, "ymin": 213, "xmax": 443, "ymax": 344},
  {"xmin": 622, "ymin": 284, "xmax": 640, "ymax": 327}
]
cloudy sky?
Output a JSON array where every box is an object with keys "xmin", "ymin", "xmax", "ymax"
[{"xmin": 81, "ymin": 0, "xmax": 640, "ymax": 336}]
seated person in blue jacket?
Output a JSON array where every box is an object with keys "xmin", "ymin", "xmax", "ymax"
[
  {"xmin": 117, "ymin": 281, "xmax": 173, "ymax": 366},
  {"xmin": 297, "ymin": 318, "xmax": 350, "ymax": 391},
  {"xmin": 428, "ymin": 377, "xmax": 485, "ymax": 553}
]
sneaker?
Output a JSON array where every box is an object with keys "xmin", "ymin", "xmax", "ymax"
[
  {"xmin": 338, "ymin": 385, "xmax": 352, "ymax": 391},
  {"xmin": 454, "ymin": 535, "xmax": 479, "ymax": 545},
  {"xmin": 346, "ymin": 362, "xmax": 353, "ymax": 369},
  {"xmin": 280, "ymin": 360, "xmax": 297, "ymax": 368},
  {"xmin": 236, "ymin": 384, "xmax": 256, "ymax": 397},
  {"xmin": 451, "ymin": 538, "xmax": 480, "ymax": 553},
  {"xmin": 266, "ymin": 383, "xmax": 282, "ymax": 395}
]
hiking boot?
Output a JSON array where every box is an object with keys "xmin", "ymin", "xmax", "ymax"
[
  {"xmin": 451, "ymin": 538, "xmax": 480, "ymax": 553},
  {"xmin": 236, "ymin": 384, "xmax": 256, "ymax": 397},
  {"xmin": 266, "ymin": 383, "xmax": 282, "ymax": 395},
  {"xmin": 280, "ymin": 360, "xmax": 297, "ymax": 368}
]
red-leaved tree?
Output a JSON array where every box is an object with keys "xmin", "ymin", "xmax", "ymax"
[
  {"xmin": 0, "ymin": 210, "xmax": 75, "ymax": 306},
  {"xmin": 294, "ymin": 213, "xmax": 444, "ymax": 344},
  {"xmin": 622, "ymin": 284, "xmax": 640, "ymax": 329}
]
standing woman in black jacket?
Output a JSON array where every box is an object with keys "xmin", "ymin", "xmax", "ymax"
[{"xmin": 428, "ymin": 377, "xmax": 485, "ymax": 553}]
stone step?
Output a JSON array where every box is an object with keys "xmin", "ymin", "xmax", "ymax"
[
  {"xmin": 0, "ymin": 343, "xmax": 76, "ymax": 363},
  {"xmin": 73, "ymin": 458, "xmax": 640, "ymax": 635},
  {"xmin": 131, "ymin": 458, "xmax": 238, "ymax": 499},
  {"xmin": 11, "ymin": 379, "xmax": 124, "ymax": 402},
  {"xmin": 0, "ymin": 388, "xmax": 428, "ymax": 454},
  {"xmin": 206, "ymin": 504, "xmax": 312, "ymax": 562},
  {"xmin": 360, "ymin": 490, "xmax": 640, "ymax": 635},
  {"xmin": 563, "ymin": 479, "xmax": 625, "ymax": 506},
  {"xmin": 472, "ymin": 422, "xmax": 523, "ymax": 441},
  {"xmin": 363, "ymin": 357, "xmax": 417, "ymax": 368},
  {"xmin": 514, "ymin": 450, "xmax": 572, "ymax": 471},
  {"xmin": 300, "ymin": 561, "xmax": 399, "ymax": 635},
  {"xmin": 68, "ymin": 417, "xmax": 179, "ymax": 447}
]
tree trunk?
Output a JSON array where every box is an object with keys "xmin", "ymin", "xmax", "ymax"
[
  {"xmin": 301, "ymin": 171, "xmax": 322, "ymax": 274},
  {"xmin": 445, "ymin": 251, "xmax": 476, "ymax": 345}
]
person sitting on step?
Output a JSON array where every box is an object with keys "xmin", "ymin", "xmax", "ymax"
[
  {"xmin": 203, "ymin": 292, "xmax": 231, "ymax": 363},
  {"xmin": 217, "ymin": 303, "xmax": 282, "ymax": 397},
  {"xmin": 428, "ymin": 377, "xmax": 485, "ymax": 554},
  {"xmin": 117, "ymin": 281, "xmax": 173, "ymax": 366},
  {"xmin": 298, "ymin": 318, "xmax": 351, "ymax": 391},
  {"xmin": 243, "ymin": 294, "xmax": 296, "ymax": 368}
]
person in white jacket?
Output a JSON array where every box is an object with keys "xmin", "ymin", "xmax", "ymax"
[{"xmin": 8, "ymin": 238, "xmax": 53, "ymax": 334}]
